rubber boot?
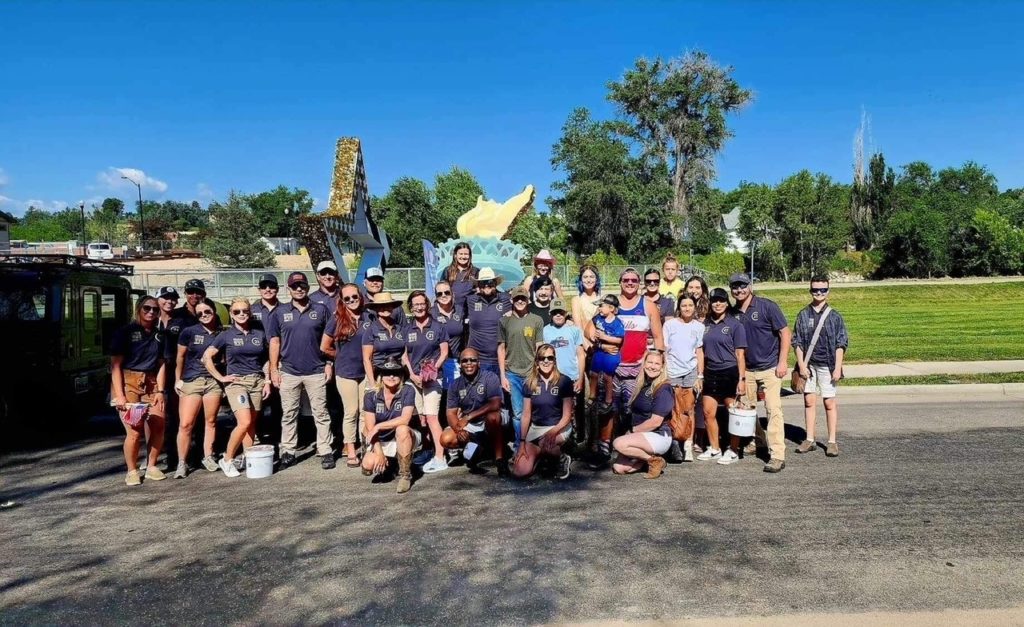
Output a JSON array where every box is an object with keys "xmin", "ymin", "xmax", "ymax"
[{"xmin": 396, "ymin": 452, "xmax": 412, "ymax": 494}]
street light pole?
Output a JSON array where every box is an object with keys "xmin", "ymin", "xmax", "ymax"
[
  {"xmin": 78, "ymin": 201, "xmax": 86, "ymax": 254},
  {"xmin": 122, "ymin": 175, "xmax": 144, "ymax": 251}
]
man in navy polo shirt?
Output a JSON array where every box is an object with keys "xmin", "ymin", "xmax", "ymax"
[
  {"xmin": 250, "ymin": 273, "xmax": 282, "ymax": 443},
  {"xmin": 363, "ymin": 266, "xmax": 406, "ymax": 325},
  {"xmin": 439, "ymin": 348, "xmax": 507, "ymax": 476},
  {"xmin": 309, "ymin": 261, "xmax": 341, "ymax": 310},
  {"xmin": 267, "ymin": 271, "xmax": 336, "ymax": 470},
  {"xmin": 250, "ymin": 273, "xmax": 280, "ymax": 330},
  {"xmin": 731, "ymin": 272, "xmax": 792, "ymax": 473},
  {"xmin": 465, "ymin": 267, "xmax": 511, "ymax": 376}
]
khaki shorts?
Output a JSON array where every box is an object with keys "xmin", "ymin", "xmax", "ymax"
[
  {"xmin": 123, "ymin": 370, "xmax": 165, "ymax": 418},
  {"xmin": 180, "ymin": 376, "xmax": 222, "ymax": 398},
  {"xmin": 380, "ymin": 429, "xmax": 422, "ymax": 457},
  {"xmin": 225, "ymin": 374, "xmax": 267, "ymax": 413},
  {"xmin": 413, "ymin": 379, "xmax": 442, "ymax": 416},
  {"xmin": 526, "ymin": 423, "xmax": 571, "ymax": 443},
  {"xmin": 805, "ymin": 365, "xmax": 838, "ymax": 399}
]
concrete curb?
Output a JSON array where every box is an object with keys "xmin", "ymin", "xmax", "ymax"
[{"xmin": 780, "ymin": 382, "xmax": 1024, "ymax": 405}]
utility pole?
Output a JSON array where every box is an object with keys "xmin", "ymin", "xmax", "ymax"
[
  {"xmin": 122, "ymin": 175, "xmax": 144, "ymax": 251},
  {"xmin": 78, "ymin": 201, "xmax": 86, "ymax": 254}
]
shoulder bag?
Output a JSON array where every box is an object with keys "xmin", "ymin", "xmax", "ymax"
[{"xmin": 791, "ymin": 306, "xmax": 831, "ymax": 394}]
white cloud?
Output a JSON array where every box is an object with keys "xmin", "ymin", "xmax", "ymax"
[
  {"xmin": 0, "ymin": 168, "xmax": 9, "ymax": 188},
  {"xmin": 0, "ymin": 197, "xmax": 69, "ymax": 217},
  {"xmin": 96, "ymin": 167, "xmax": 168, "ymax": 194},
  {"xmin": 196, "ymin": 182, "xmax": 214, "ymax": 200}
]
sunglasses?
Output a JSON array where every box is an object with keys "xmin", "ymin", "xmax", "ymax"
[
  {"xmin": 810, "ymin": 288, "xmax": 829, "ymax": 295},
  {"xmin": 730, "ymin": 283, "xmax": 750, "ymax": 290},
  {"xmin": 645, "ymin": 279, "xmax": 660, "ymax": 285},
  {"xmin": 141, "ymin": 305, "xmax": 159, "ymax": 313},
  {"xmin": 289, "ymin": 283, "xmax": 309, "ymax": 290},
  {"xmin": 185, "ymin": 289, "xmax": 204, "ymax": 296},
  {"xmin": 231, "ymin": 309, "xmax": 250, "ymax": 315},
  {"xmin": 536, "ymin": 356, "xmax": 555, "ymax": 363},
  {"xmin": 478, "ymin": 282, "xmax": 496, "ymax": 288},
  {"xmin": 198, "ymin": 310, "xmax": 216, "ymax": 317},
  {"xmin": 365, "ymin": 277, "xmax": 383, "ymax": 282},
  {"xmin": 259, "ymin": 283, "xmax": 277, "ymax": 290},
  {"xmin": 459, "ymin": 358, "xmax": 479, "ymax": 364},
  {"xmin": 317, "ymin": 270, "xmax": 337, "ymax": 277},
  {"xmin": 513, "ymin": 297, "xmax": 529, "ymax": 303},
  {"xmin": 620, "ymin": 278, "xmax": 639, "ymax": 285},
  {"xmin": 342, "ymin": 295, "xmax": 360, "ymax": 303},
  {"xmin": 436, "ymin": 290, "xmax": 452, "ymax": 296},
  {"xmin": 381, "ymin": 372, "xmax": 400, "ymax": 377}
]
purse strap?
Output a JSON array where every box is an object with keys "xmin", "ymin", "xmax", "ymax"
[{"xmin": 799, "ymin": 306, "xmax": 831, "ymax": 372}]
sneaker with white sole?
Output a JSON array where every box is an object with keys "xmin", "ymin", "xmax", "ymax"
[
  {"xmin": 125, "ymin": 470, "xmax": 142, "ymax": 486},
  {"xmin": 144, "ymin": 467, "xmax": 166, "ymax": 481},
  {"xmin": 422, "ymin": 457, "xmax": 449, "ymax": 474},
  {"xmin": 219, "ymin": 458, "xmax": 241, "ymax": 478},
  {"xmin": 556, "ymin": 454, "xmax": 572, "ymax": 480},
  {"xmin": 683, "ymin": 441, "xmax": 694, "ymax": 462},
  {"xmin": 201, "ymin": 455, "xmax": 219, "ymax": 472},
  {"xmin": 174, "ymin": 461, "xmax": 188, "ymax": 479},
  {"xmin": 696, "ymin": 448, "xmax": 722, "ymax": 461},
  {"xmin": 717, "ymin": 449, "xmax": 740, "ymax": 465}
]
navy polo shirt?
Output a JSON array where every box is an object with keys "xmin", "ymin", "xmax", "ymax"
[
  {"xmin": 324, "ymin": 310, "xmax": 374, "ymax": 380},
  {"xmin": 162, "ymin": 307, "xmax": 198, "ymax": 363},
  {"xmin": 361, "ymin": 318, "xmax": 407, "ymax": 368},
  {"xmin": 629, "ymin": 381, "xmax": 674, "ymax": 436},
  {"xmin": 177, "ymin": 324, "xmax": 220, "ymax": 381},
  {"xmin": 447, "ymin": 268, "xmax": 478, "ymax": 311},
  {"xmin": 212, "ymin": 326, "xmax": 268, "ymax": 376},
  {"xmin": 653, "ymin": 295, "xmax": 674, "ymax": 321},
  {"xmin": 309, "ymin": 288, "xmax": 339, "ymax": 311},
  {"xmin": 403, "ymin": 318, "xmax": 449, "ymax": 373},
  {"xmin": 703, "ymin": 315, "xmax": 748, "ymax": 370},
  {"xmin": 466, "ymin": 291, "xmax": 512, "ymax": 365},
  {"xmin": 111, "ymin": 322, "xmax": 164, "ymax": 373},
  {"xmin": 446, "ymin": 370, "xmax": 502, "ymax": 420},
  {"xmin": 734, "ymin": 296, "xmax": 788, "ymax": 371},
  {"xmin": 431, "ymin": 303, "xmax": 465, "ymax": 358},
  {"xmin": 265, "ymin": 300, "xmax": 329, "ymax": 376},
  {"xmin": 362, "ymin": 383, "xmax": 417, "ymax": 440},
  {"xmin": 527, "ymin": 374, "xmax": 574, "ymax": 427},
  {"xmin": 250, "ymin": 301, "xmax": 278, "ymax": 331}
]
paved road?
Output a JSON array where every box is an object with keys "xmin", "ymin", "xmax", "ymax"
[{"xmin": 2, "ymin": 390, "xmax": 1023, "ymax": 625}]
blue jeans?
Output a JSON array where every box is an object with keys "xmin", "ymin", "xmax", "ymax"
[
  {"xmin": 441, "ymin": 358, "xmax": 459, "ymax": 389},
  {"xmin": 506, "ymin": 371, "xmax": 527, "ymax": 449}
]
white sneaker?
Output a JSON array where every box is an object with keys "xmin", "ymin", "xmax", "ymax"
[
  {"xmin": 696, "ymin": 448, "xmax": 722, "ymax": 461},
  {"xmin": 422, "ymin": 457, "xmax": 449, "ymax": 474},
  {"xmin": 219, "ymin": 458, "xmax": 241, "ymax": 478},
  {"xmin": 717, "ymin": 449, "xmax": 740, "ymax": 465},
  {"xmin": 683, "ymin": 441, "xmax": 694, "ymax": 462}
]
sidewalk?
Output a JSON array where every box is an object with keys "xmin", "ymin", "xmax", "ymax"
[{"xmin": 841, "ymin": 359, "xmax": 1024, "ymax": 378}]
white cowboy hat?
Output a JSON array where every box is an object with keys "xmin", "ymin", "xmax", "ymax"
[
  {"xmin": 475, "ymin": 267, "xmax": 504, "ymax": 286},
  {"xmin": 365, "ymin": 292, "xmax": 401, "ymax": 308}
]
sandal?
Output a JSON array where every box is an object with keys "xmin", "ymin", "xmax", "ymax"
[{"xmin": 347, "ymin": 457, "xmax": 361, "ymax": 468}]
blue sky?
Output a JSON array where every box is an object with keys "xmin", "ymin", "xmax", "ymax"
[{"xmin": 1, "ymin": 1, "xmax": 1022, "ymax": 217}]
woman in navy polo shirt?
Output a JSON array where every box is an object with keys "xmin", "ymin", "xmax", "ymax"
[
  {"xmin": 110, "ymin": 296, "xmax": 168, "ymax": 486},
  {"xmin": 321, "ymin": 283, "xmax": 373, "ymax": 467},
  {"xmin": 512, "ymin": 344, "xmax": 575, "ymax": 480},
  {"xmin": 697, "ymin": 287, "xmax": 748, "ymax": 465},
  {"xmin": 441, "ymin": 242, "xmax": 478, "ymax": 312},
  {"xmin": 204, "ymin": 298, "xmax": 271, "ymax": 478},
  {"xmin": 611, "ymin": 350, "xmax": 675, "ymax": 479},
  {"xmin": 431, "ymin": 280, "xmax": 465, "ymax": 389},
  {"xmin": 361, "ymin": 293, "xmax": 407, "ymax": 384},
  {"xmin": 361, "ymin": 358, "xmax": 420, "ymax": 494},
  {"xmin": 402, "ymin": 290, "xmax": 450, "ymax": 474},
  {"xmin": 172, "ymin": 299, "xmax": 223, "ymax": 478}
]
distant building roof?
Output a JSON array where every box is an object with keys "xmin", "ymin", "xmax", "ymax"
[
  {"xmin": 721, "ymin": 206, "xmax": 741, "ymax": 231},
  {"xmin": 0, "ymin": 210, "xmax": 14, "ymax": 224}
]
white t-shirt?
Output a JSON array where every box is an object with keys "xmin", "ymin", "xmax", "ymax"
[{"xmin": 663, "ymin": 318, "xmax": 704, "ymax": 378}]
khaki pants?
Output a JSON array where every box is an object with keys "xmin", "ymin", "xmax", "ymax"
[
  {"xmin": 335, "ymin": 376, "xmax": 366, "ymax": 445},
  {"xmin": 745, "ymin": 368, "xmax": 786, "ymax": 461},
  {"xmin": 280, "ymin": 372, "xmax": 334, "ymax": 456}
]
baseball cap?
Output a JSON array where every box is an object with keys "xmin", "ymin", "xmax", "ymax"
[
  {"xmin": 596, "ymin": 294, "xmax": 620, "ymax": 308},
  {"xmin": 258, "ymin": 273, "xmax": 279, "ymax": 288},
  {"xmin": 729, "ymin": 273, "xmax": 751, "ymax": 285},
  {"xmin": 184, "ymin": 279, "xmax": 206, "ymax": 294},
  {"xmin": 157, "ymin": 286, "xmax": 179, "ymax": 300},
  {"xmin": 316, "ymin": 260, "xmax": 338, "ymax": 274},
  {"xmin": 709, "ymin": 287, "xmax": 730, "ymax": 302},
  {"xmin": 550, "ymin": 298, "xmax": 568, "ymax": 313},
  {"xmin": 511, "ymin": 286, "xmax": 530, "ymax": 301},
  {"xmin": 365, "ymin": 266, "xmax": 385, "ymax": 280},
  {"xmin": 287, "ymin": 271, "xmax": 310, "ymax": 288}
]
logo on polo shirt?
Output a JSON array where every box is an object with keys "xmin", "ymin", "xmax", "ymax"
[
  {"xmin": 722, "ymin": 326, "xmax": 731, "ymax": 335},
  {"xmin": 459, "ymin": 389, "xmax": 467, "ymax": 399},
  {"xmin": 644, "ymin": 387, "xmax": 653, "ymax": 398},
  {"xmin": 496, "ymin": 303, "xmax": 504, "ymax": 312},
  {"xmin": 251, "ymin": 337, "xmax": 262, "ymax": 346},
  {"xmin": 408, "ymin": 332, "xmax": 418, "ymax": 342},
  {"xmin": 474, "ymin": 302, "xmax": 483, "ymax": 312},
  {"xmin": 283, "ymin": 313, "xmax": 294, "ymax": 322},
  {"xmin": 376, "ymin": 402, "xmax": 385, "ymax": 414},
  {"xmin": 253, "ymin": 312, "xmax": 262, "ymax": 320},
  {"xmin": 476, "ymin": 384, "xmax": 485, "ymax": 395},
  {"xmin": 233, "ymin": 337, "xmax": 244, "ymax": 346},
  {"xmin": 394, "ymin": 401, "xmax": 403, "ymax": 410},
  {"xmin": 425, "ymin": 330, "xmax": 436, "ymax": 341},
  {"xmin": 169, "ymin": 324, "xmax": 182, "ymax": 334},
  {"xmin": 751, "ymin": 312, "xmax": 760, "ymax": 321},
  {"xmin": 309, "ymin": 311, "xmax": 318, "ymax": 320},
  {"xmin": 131, "ymin": 331, "xmax": 142, "ymax": 342},
  {"xmin": 550, "ymin": 385, "xmax": 560, "ymax": 396},
  {"xmin": 377, "ymin": 332, "xmax": 388, "ymax": 341},
  {"xmin": 193, "ymin": 335, "xmax": 205, "ymax": 345}
]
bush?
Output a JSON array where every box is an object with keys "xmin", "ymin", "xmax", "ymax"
[
  {"xmin": 830, "ymin": 251, "xmax": 879, "ymax": 277},
  {"xmin": 694, "ymin": 251, "xmax": 746, "ymax": 283}
]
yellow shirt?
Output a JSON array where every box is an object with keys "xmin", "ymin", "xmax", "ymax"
[{"xmin": 660, "ymin": 278, "xmax": 684, "ymax": 299}]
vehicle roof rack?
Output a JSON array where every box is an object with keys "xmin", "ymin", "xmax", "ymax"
[{"xmin": 0, "ymin": 254, "xmax": 135, "ymax": 276}]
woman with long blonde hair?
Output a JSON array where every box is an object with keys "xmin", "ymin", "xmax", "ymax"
[
  {"xmin": 512, "ymin": 344, "xmax": 575, "ymax": 480},
  {"xmin": 610, "ymin": 350, "xmax": 675, "ymax": 478}
]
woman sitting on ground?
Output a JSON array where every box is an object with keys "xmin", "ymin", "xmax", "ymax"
[
  {"xmin": 611, "ymin": 350, "xmax": 675, "ymax": 479},
  {"xmin": 361, "ymin": 358, "xmax": 420, "ymax": 494},
  {"xmin": 512, "ymin": 344, "xmax": 575, "ymax": 480}
]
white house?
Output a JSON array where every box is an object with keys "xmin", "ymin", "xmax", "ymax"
[{"xmin": 721, "ymin": 207, "xmax": 749, "ymax": 253}]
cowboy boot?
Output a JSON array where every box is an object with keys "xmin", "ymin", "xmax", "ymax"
[{"xmin": 396, "ymin": 452, "xmax": 413, "ymax": 494}]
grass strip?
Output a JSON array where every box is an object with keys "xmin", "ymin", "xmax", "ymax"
[{"xmin": 842, "ymin": 372, "xmax": 1024, "ymax": 386}]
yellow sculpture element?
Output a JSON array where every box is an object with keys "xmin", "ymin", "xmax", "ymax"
[
  {"xmin": 325, "ymin": 137, "xmax": 362, "ymax": 217},
  {"xmin": 456, "ymin": 185, "xmax": 535, "ymax": 239}
]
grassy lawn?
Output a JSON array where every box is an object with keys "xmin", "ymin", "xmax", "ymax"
[
  {"xmin": 842, "ymin": 372, "xmax": 1024, "ymax": 386},
  {"xmin": 755, "ymin": 281, "xmax": 1024, "ymax": 364}
]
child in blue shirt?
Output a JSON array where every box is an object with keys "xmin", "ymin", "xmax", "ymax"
[{"xmin": 584, "ymin": 295, "xmax": 625, "ymax": 413}]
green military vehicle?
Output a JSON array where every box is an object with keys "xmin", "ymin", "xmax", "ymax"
[{"xmin": 0, "ymin": 254, "xmax": 144, "ymax": 425}]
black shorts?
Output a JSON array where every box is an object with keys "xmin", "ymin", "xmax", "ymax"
[{"xmin": 703, "ymin": 366, "xmax": 739, "ymax": 400}]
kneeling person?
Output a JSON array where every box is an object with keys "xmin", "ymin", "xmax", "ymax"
[
  {"xmin": 512, "ymin": 344, "xmax": 575, "ymax": 480},
  {"xmin": 439, "ymin": 348, "xmax": 507, "ymax": 475},
  {"xmin": 361, "ymin": 359, "xmax": 420, "ymax": 493}
]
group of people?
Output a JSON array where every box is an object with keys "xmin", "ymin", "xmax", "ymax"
[{"xmin": 109, "ymin": 247, "xmax": 849, "ymax": 493}]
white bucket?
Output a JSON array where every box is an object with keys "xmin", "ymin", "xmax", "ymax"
[
  {"xmin": 728, "ymin": 406, "xmax": 758, "ymax": 437},
  {"xmin": 245, "ymin": 445, "xmax": 275, "ymax": 479}
]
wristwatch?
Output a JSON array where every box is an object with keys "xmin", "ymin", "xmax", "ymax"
[{"xmin": 696, "ymin": 374, "xmax": 704, "ymax": 379}]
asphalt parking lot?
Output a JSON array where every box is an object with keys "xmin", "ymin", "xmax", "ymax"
[{"xmin": 2, "ymin": 388, "xmax": 1023, "ymax": 625}]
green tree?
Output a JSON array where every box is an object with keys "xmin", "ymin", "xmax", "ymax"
[
  {"xmin": 851, "ymin": 153, "xmax": 895, "ymax": 250},
  {"xmin": 371, "ymin": 177, "xmax": 435, "ymax": 266},
  {"xmin": 957, "ymin": 208, "xmax": 1024, "ymax": 276},
  {"xmin": 10, "ymin": 207, "xmax": 73, "ymax": 241},
  {"xmin": 735, "ymin": 182, "xmax": 786, "ymax": 280},
  {"xmin": 246, "ymin": 185, "xmax": 314, "ymax": 238},
  {"xmin": 433, "ymin": 167, "xmax": 482, "ymax": 241},
  {"xmin": 607, "ymin": 50, "xmax": 753, "ymax": 227},
  {"xmin": 775, "ymin": 171, "xmax": 851, "ymax": 279},
  {"xmin": 877, "ymin": 207, "xmax": 950, "ymax": 278},
  {"xmin": 89, "ymin": 197, "xmax": 124, "ymax": 243},
  {"xmin": 687, "ymin": 184, "xmax": 727, "ymax": 254},
  {"xmin": 506, "ymin": 208, "xmax": 569, "ymax": 260},
  {"xmin": 203, "ymin": 193, "xmax": 276, "ymax": 268}
]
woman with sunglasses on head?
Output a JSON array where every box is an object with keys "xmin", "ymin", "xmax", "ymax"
[
  {"xmin": 402, "ymin": 290, "xmax": 450, "ymax": 473},
  {"xmin": 204, "ymin": 298, "xmax": 271, "ymax": 478},
  {"xmin": 512, "ymin": 344, "xmax": 575, "ymax": 480},
  {"xmin": 698, "ymin": 288, "xmax": 748, "ymax": 465},
  {"xmin": 110, "ymin": 296, "xmax": 168, "ymax": 486},
  {"xmin": 172, "ymin": 299, "xmax": 223, "ymax": 478},
  {"xmin": 361, "ymin": 358, "xmax": 420, "ymax": 494},
  {"xmin": 611, "ymin": 350, "xmax": 674, "ymax": 478},
  {"xmin": 443, "ymin": 242, "xmax": 479, "ymax": 313},
  {"xmin": 321, "ymin": 283, "xmax": 374, "ymax": 466}
]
